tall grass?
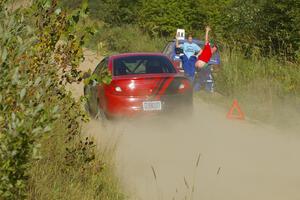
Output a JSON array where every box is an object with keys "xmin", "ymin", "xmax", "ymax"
[
  {"xmin": 217, "ymin": 48, "xmax": 300, "ymax": 97},
  {"xmin": 86, "ymin": 23, "xmax": 166, "ymax": 54},
  {"xmin": 206, "ymin": 47, "xmax": 300, "ymax": 125},
  {"xmin": 27, "ymin": 122, "xmax": 125, "ymax": 200}
]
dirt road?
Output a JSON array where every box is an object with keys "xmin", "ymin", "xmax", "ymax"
[{"xmin": 76, "ymin": 51, "xmax": 300, "ymax": 200}]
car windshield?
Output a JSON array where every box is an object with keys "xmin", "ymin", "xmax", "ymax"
[
  {"xmin": 113, "ymin": 55, "xmax": 176, "ymax": 76},
  {"xmin": 179, "ymin": 40, "xmax": 204, "ymax": 47}
]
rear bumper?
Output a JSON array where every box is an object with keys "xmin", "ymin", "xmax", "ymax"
[{"xmin": 104, "ymin": 93, "xmax": 193, "ymax": 118}]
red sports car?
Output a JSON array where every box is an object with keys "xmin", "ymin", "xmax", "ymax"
[{"xmin": 84, "ymin": 53, "xmax": 193, "ymax": 119}]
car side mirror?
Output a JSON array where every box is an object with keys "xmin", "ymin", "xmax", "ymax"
[{"xmin": 83, "ymin": 72, "xmax": 91, "ymax": 79}]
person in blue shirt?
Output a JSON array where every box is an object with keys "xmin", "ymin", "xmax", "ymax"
[
  {"xmin": 176, "ymin": 34, "xmax": 201, "ymax": 82},
  {"xmin": 176, "ymin": 34, "xmax": 201, "ymax": 59}
]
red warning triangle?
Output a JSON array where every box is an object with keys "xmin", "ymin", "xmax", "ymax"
[{"xmin": 226, "ymin": 99, "xmax": 245, "ymax": 120}]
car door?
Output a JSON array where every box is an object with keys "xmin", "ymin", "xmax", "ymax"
[
  {"xmin": 96, "ymin": 58, "xmax": 109, "ymax": 110},
  {"xmin": 87, "ymin": 58, "xmax": 108, "ymax": 114}
]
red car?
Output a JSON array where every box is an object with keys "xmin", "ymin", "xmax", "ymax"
[{"xmin": 84, "ymin": 53, "xmax": 193, "ymax": 119}]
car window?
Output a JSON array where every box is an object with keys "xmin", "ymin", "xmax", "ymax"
[
  {"xmin": 178, "ymin": 40, "xmax": 204, "ymax": 48},
  {"xmin": 174, "ymin": 40, "xmax": 217, "ymax": 54},
  {"xmin": 93, "ymin": 61, "xmax": 103, "ymax": 75},
  {"xmin": 113, "ymin": 55, "xmax": 176, "ymax": 76},
  {"xmin": 100, "ymin": 58, "xmax": 108, "ymax": 74},
  {"xmin": 94, "ymin": 58, "xmax": 108, "ymax": 75}
]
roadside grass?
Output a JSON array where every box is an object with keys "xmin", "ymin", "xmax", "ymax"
[
  {"xmin": 27, "ymin": 122, "xmax": 125, "ymax": 200},
  {"xmin": 198, "ymin": 48, "xmax": 300, "ymax": 126},
  {"xmin": 85, "ymin": 22, "xmax": 166, "ymax": 55}
]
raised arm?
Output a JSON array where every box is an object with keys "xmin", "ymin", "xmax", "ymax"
[
  {"xmin": 205, "ymin": 26, "xmax": 211, "ymax": 44},
  {"xmin": 176, "ymin": 36, "xmax": 180, "ymax": 48}
]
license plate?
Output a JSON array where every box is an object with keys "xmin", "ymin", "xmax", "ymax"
[{"xmin": 143, "ymin": 101, "xmax": 162, "ymax": 111}]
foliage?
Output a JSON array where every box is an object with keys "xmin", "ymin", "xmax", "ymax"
[
  {"xmin": 216, "ymin": 50, "xmax": 300, "ymax": 97},
  {"xmin": 84, "ymin": 67, "xmax": 112, "ymax": 86},
  {"xmin": 138, "ymin": 0, "xmax": 186, "ymax": 36},
  {"xmin": 138, "ymin": 0, "xmax": 229, "ymax": 37},
  {"xmin": 208, "ymin": 48, "xmax": 300, "ymax": 123},
  {"xmin": 0, "ymin": 0, "xmax": 114, "ymax": 199},
  {"xmin": 90, "ymin": 0, "xmax": 140, "ymax": 25},
  {"xmin": 139, "ymin": 0, "xmax": 300, "ymax": 60},
  {"xmin": 61, "ymin": 0, "xmax": 140, "ymax": 26},
  {"xmin": 87, "ymin": 23, "xmax": 166, "ymax": 54},
  {"xmin": 61, "ymin": 0, "xmax": 300, "ymax": 60},
  {"xmin": 219, "ymin": 0, "xmax": 300, "ymax": 60},
  {"xmin": 27, "ymin": 122, "xmax": 125, "ymax": 200}
]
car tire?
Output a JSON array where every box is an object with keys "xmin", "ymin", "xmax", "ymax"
[
  {"xmin": 84, "ymin": 100, "xmax": 91, "ymax": 114},
  {"xmin": 95, "ymin": 100, "xmax": 108, "ymax": 123},
  {"xmin": 84, "ymin": 90, "xmax": 96, "ymax": 118}
]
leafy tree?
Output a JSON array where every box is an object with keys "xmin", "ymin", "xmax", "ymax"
[
  {"xmin": 0, "ymin": 0, "xmax": 100, "ymax": 199},
  {"xmin": 144, "ymin": 0, "xmax": 213, "ymax": 36},
  {"xmin": 138, "ymin": 0, "xmax": 195, "ymax": 36},
  {"xmin": 138, "ymin": 0, "xmax": 231, "ymax": 37},
  {"xmin": 220, "ymin": 0, "xmax": 300, "ymax": 59},
  {"xmin": 62, "ymin": 0, "xmax": 300, "ymax": 59},
  {"xmin": 63, "ymin": 0, "xmax": 141, "ymax": 25}
]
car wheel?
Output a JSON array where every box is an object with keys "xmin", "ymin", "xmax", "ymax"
[
  {"xmin": 84, "ymin": 100, "xmax": 91, "ymax": 113},
  {"xmin": 84, "ymin": 86, "xmax": 96, "ymax": 117},
  {"xmin": 95, "ymin": 101, "xmax": 108, "ymax": 122}
]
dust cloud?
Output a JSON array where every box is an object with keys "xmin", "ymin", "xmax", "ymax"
[
  {"xmin": 84, "ymin": 101, "xmax": 300, "ymax": 200},
  {"xmin": 78, "ymin": 50, "xmax": 300, "ymax": 200}
]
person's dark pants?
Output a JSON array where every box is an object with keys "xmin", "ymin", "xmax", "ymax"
[{"xmin": 180, "ymin": 54, "xmax": 197, "ymax": 84}]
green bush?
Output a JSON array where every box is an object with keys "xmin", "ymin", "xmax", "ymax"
[
  {"xmin": 87, "ymin": 24, "xmax": 166, "ymax": 54},
  {"xmin": 72, "ymin": 0, "xmax": 300, "ymax": 61},
  {"xmin": 138, "ymin": 0, "xmax": 228, "ymax": 37},
  {"xmin": 218, "ymin": 0, "xmax": 300, "ymax": 60},
  {"xmin": 0, "ymin": 1, "xmax": 121, "ymax": 199},
  {"xmin": 27, "ymin": 121, "xmax": 124, "ymax": 200}
]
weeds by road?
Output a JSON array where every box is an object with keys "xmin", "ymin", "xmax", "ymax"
[
  {"xmin": 0, "ymin": 1, "xmax": 125, "ymax": 199},
  {"xmin": 200, "ymin": 48, "xmax": 300, "ymax": 127},
  {"xmin": 27, "ymin": 122, "xmax": 124, "ymax": 200}
]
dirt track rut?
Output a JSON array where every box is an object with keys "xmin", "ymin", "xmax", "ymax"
[{"xmin": 74, "ymin": 50, "xmax": 300, "ymax": 200}]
